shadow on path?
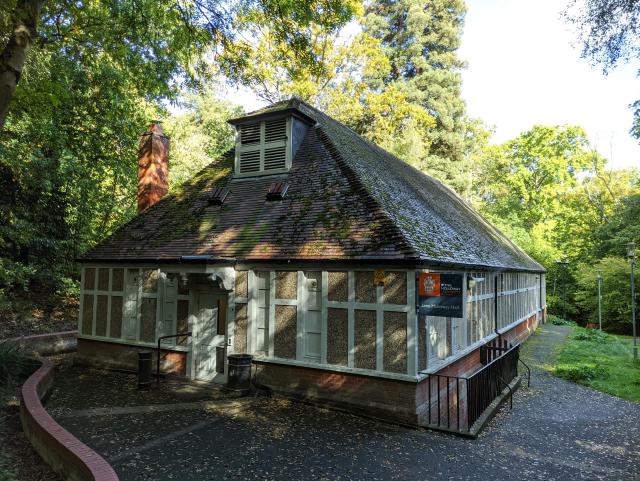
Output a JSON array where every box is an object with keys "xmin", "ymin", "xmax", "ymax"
[{"xmin": 45, "ymin": 326, "xmax": 640, "ymax": 481}]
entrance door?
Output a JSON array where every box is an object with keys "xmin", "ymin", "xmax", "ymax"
[{"xmin": 193, "ymin": 291, "xmax": 227, "ymax": 382}]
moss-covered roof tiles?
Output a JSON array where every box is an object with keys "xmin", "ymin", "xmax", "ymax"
[{"xmin": 81, "ymin": 99, "xmax": 544, "ymax": 272}]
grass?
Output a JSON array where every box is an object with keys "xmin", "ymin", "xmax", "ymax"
[{"xmin": 553, "ymin": 325, "xmax": 640, "ymax": 403}]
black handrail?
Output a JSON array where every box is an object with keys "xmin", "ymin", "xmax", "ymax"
[
  {"xmin": 426, "ymin": 343, "xmax": 521, "ymax": 433},
  {"xmin": 518, "ymin": 358, "xmax": 531, "ymax": 388},
  {"xmin": 156, "ymin": 332, "xmax": 192, "ymax": 385}
]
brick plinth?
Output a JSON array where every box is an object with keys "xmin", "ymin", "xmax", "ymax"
[
  {"xmin": 253, "ymin": 362, "xmax": 420, "ymax": 425},
  {"xmin": 76, "ymin": 338, "xmax": 187, "ymax": 375}
]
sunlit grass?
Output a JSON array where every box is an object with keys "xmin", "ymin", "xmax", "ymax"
[{"xmin": 553, "ymin": 325, "xmax": 640, "ymax": 403}]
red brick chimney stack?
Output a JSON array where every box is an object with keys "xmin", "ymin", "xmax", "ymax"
[{"xmin": 138, "ymin": 121, "xmax": 169, "ymax": 213}]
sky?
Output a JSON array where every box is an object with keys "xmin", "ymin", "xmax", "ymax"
[{"xmin": 227, "ymin": 0, "xmax": 640, "ymax": 170}]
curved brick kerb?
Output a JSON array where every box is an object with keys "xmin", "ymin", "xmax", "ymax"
[{"xmin": 20, "ymin": 359, "xmax": 119, "ymax": 481}]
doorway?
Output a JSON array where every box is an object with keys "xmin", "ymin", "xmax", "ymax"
[{"xmin": 192, "ymin": 289, "xmax": 228, "ymax": 383}]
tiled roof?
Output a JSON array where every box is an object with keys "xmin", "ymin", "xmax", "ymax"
[{"xmin": 81, "ymin": 99, "xmax": 544, "ymax": 272}]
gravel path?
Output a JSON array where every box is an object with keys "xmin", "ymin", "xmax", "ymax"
[{"xmin": 46, "ymin": 325, "xmax": 640, "ymax": 481}]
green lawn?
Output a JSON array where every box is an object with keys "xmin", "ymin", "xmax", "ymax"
[{"xmin": 553, "ymin": 326, "xmax": 640, "ymax": 403}]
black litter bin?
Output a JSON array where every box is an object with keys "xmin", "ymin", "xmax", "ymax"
[
  {"xmin": 138, "ymin": 350, "xmax": 153, "ymax": 390},
  {"xmin": 227, "ymin": 354, "xmax": 252, "ymax": 395}
]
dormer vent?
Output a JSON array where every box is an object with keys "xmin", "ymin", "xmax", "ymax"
[
  {"xmin": 207, "ymin": 187, "xmax": 229, "ymax": 205},
  {"xmin": 266, "ymin": 182, "xmax": 289, "ymax": 201},
  {"xmin": 235, "ymin": 116, "xmax": 291, "ymax": 177}
]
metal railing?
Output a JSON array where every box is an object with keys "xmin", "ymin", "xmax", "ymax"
[{"xmin": 425, "ymin": 343, "xmax": 521, "ymax": 434}]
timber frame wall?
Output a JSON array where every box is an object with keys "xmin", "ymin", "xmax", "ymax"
[{"xmin": 78, "ymin": 264, "xmax": 546, "ymax": 380}]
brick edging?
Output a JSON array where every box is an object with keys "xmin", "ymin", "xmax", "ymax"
[{"xmin": 20, "ymin": 359, "xmax": 120, "ymax": 481}]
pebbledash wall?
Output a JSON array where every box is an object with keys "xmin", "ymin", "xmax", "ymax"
[{"xmin": 77, "ymin": 264, "xmax": 546, "ymax": 424}]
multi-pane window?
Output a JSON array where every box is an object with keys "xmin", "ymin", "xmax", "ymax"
[
  {"xmin": 80, "ymin": 267, "xmax": 191, "ymax": 347},
  {"xmin": 80, "ymin": 267, "xmax": 124, "ymax": 339},
  {"xmin": 422, "ymin": 271, "xmax": 544, "ymax": 371}
]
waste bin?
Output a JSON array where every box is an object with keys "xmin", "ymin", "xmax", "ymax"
[
  {"xmin": 138, "ymin": 350, "xmax": 153, "ymax": 390},
  {"xmin": 226, "ymin": 354, "xmax": 252, "ymax": 395}
]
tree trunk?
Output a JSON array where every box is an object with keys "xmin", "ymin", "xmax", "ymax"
[{"xmin": 0, "ymin": 0, "xmax": 44, "ymax": 129}]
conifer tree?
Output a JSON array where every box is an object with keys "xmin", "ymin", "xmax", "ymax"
[{"xmin": 364, "ymin": 0, "xmax": 469, "ymax": 191}]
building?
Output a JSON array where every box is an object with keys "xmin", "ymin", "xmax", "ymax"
[{"xmin": 76, "ymin": 98, "xmax": 546, "ymax": 433}]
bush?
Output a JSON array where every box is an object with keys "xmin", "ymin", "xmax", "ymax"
[
  {"xmin": 555, "ymin": 364, "xmax": 608, "ymax": 382},
  {"xmin": 548, "ymin": 314, "xmax": 575, "ymax": 326},
  {"xmin": 0, "ymin": 342, "xmax": 33, "ymax": 389},
  {"xmin": 574, "ymin": 329, "xmax": 609, "ymax": 342}
]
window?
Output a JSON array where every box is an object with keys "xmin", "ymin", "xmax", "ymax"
[
  {"xmin": 254, "ymin": 271, "xmax": 270, "ymax": 354},
  {"xmin": 79, "ymin": 267, "xmax": 124, "ymax": 339},
  {"xmin": 235, "ymin": 117, "xmax": 290, "ymax": 177}
]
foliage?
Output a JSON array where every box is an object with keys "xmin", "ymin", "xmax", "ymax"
[
  {"xmin": 219, "ymin": 0, "xmax": 365, "ymax": 102},
  {"xmin": 547, "ymin": 315, "xmax": 575, "ymax": 326},
  {"xmin": 470, "ymin": 122, "xmax": 639, "ymax": 322},
  {"xmin": 474, "ymin": 125, "xmax": 593, "ymax": 232},
  {"xmin": 218, "ymin": 0, "xmax": 480, "ymax": 196},
  {"xmin": 574, "ymin": 256, "xmax": 638, "ymax": 333},
  {"xmin": 564, "ymin": 1, "xmax": 640, "ymax": 139},
  {"xmin": 2, "ymin": 0, "xmax": 356, "ymax": 298},
  {"xmin": 164, "ymin": 87, "xmax": 241, "ymax": 189},
  {"xmin": 573, "ymin": 328, "xmax": 609, "ymax": 342},
  {"xmin": 555, "ymin": 363, "xmax": 608, "ymax": 382},
  {"xmin": 564, "ymin": 0, "xmax": 640, "ymax": 70},
  {"xmin": 553, "ymin": 326, "xmax": 640, "ymax": 402},
  {"xmin": 363, "ymin": 0, "xmax": 475, "ymax": 194},
  {"xmin": 0, "ymin": 0, "xmax": 362, "ymax": 123},
  {"xmin": 594, "ymin": 192, "xmax": 640, "ymax": 257},
  {"xmin": 0, "ymin": 45, "xmax": 159, "ymax": 296}
]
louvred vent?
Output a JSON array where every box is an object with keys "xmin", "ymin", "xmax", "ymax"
[
  {"xmin": 207, "ymin": 187, "xmax": 229, "ymax": 205},
  {"xmin": 265, "ymin": 118, "xmax": 287, "ymax": 142},
  {"xmin": 240, "ymin": 122, "xmax": 260, "ymax": 145},
  {"xmin": 266, "ymin": 182, "xmax": 289, "ymax": 201},
  {"xmin": 264, "ymin": 145, "xmax": 286, "ymax": 170},
  {"xmin": 239, "ymin": 150, "xmax": 260, "ymax": 173}
]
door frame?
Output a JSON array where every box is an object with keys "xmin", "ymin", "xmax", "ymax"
[{"xmin": 189, "ymin": 286, "xmax": 230, "ymax": 383}]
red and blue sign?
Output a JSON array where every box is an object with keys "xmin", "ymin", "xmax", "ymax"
[{"xmin": 417, "ymin": 272, "xmax": 463, "ymax": 318}]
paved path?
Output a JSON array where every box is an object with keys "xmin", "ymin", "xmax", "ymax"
[{"xmin": 47, "ymin": 325, "xmax": 640, "ymax": 481}]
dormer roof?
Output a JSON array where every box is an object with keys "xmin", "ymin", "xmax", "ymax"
[{"xmin": 227, "ymin": 97, "xmax": 315, "ymax": 126}]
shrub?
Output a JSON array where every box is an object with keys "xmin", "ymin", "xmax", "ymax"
[
  {"xmin": 0, "ymin": 342, "xmax": 33, "ymax": 388},
  {"xmin": 555, "ymin": 364, "xmax": 608, "ymax": 382},
  {"xmin": 574, "ymin": 329, "xmax": 609, "ymax": 342},
  {"xmin": 548, "ymin": 314, "xmax": 575, "ymax": 326}
]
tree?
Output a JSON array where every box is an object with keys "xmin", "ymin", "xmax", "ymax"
[
  {"xmin": 0, "ymin": 0, "xmax": 43, "ymax": 127},
  {"xmin": 574, "ymin": 256, "xmax": 639, "ymax": 333},
  {"xmin": 474, "ymin": 125, "xmax": 593, "ymax": 233},
  {"xmin": 164, "ymin": 87, "xmax": 241, "ymax": 188},
  {"xmin": 218, "ymin": 6, "xmax": 437, "ymax": 167},
  {"xmin": 565, "ymin": 0, "xmax": 640, "ymax": 70},
  {"xmin": 565, "ymin": 0, "xmax": 640, "ymax": 137},
  {"xmin": 0, "ymin": 0, "xmax": 360, "ymax": 128},
  {"xmin": 364, "ymin": 0, "xmax": 470, "ymax": 191}
]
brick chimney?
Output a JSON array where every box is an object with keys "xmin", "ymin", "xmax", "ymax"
[{"xmin": 138, "ymin": 122, "xmax": 169, "ymax": 212}]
